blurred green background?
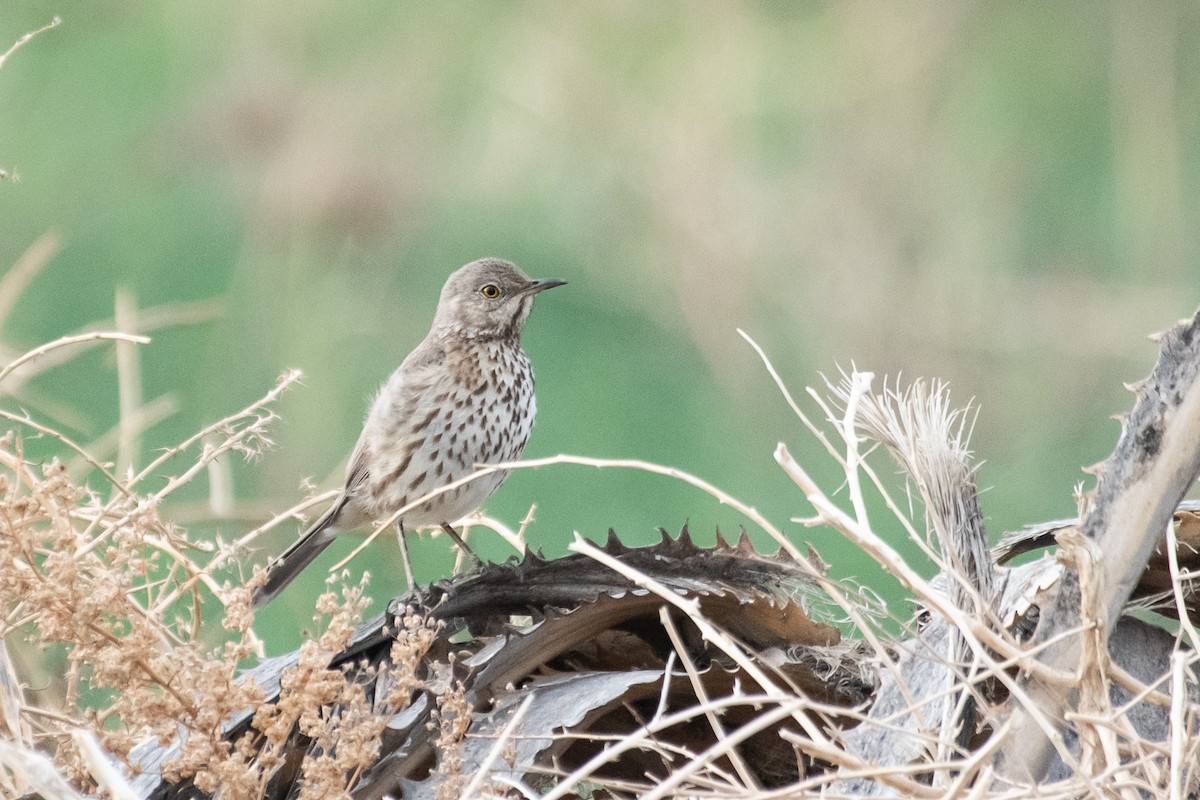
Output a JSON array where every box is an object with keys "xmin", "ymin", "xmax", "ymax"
[{"xmin": 2, "ymin": 3, "xmax": 1198, "ymax": 649}]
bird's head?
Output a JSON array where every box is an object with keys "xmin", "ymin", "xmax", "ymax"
[{"xmin": 432, "ymin": 258, "xmax": 565, "ymax": 339}]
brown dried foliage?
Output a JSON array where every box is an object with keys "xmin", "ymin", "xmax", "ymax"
[
  {"xmin": 0, "ymin": 342, "xmax": 446, "ymax": 799},
  {"xmin": 0, "ymin": 360, "xmax": 281, "ymax": 793},
  {"xmin": 0, "ymin": 212, "xmax": 449, "ymax": 795}
]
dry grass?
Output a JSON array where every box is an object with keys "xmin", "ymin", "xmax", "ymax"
[
  {"xmin": 0, "ymin": 325, "xmax": 456, "ymax": 798},
  {"xmin": 453, "ymin": 331, "xmax": 1200, "ymax": 798},
  {"xmin": 0, "ymin": 331, "xmax": 278, "ymax": 797},
  {"xmin": 0, "ymin": 225, "xmax": 407, "ymax": 797},
  {"xmin": 0, "ymin": 305, "xmax": 1197, "ymax": 798},
  {"xmin": 0, "ymin": 242, "xmax": 1195, "ymax": 798}
]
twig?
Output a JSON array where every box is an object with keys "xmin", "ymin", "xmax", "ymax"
[
  {"xmin": 656, "ymin": 606, "xmax": 760, "ymax": 792},
  {"xmin": 114, "ymin": 289, "xmax": 143, "ymax": 480},
  {"xmin": 0, "ymin": 233, "xmax": 58, "ymax": 333},
  {"xmin": 0, "ymin": 332, "xmax": 150, "ymax": 387},
  {"xmin": 458, "ymin": 693, "xmax": 534, "ymax": 798},
  {"xmin": 536, "ymin": 693, "xmax": 945, "ymax": 800},
  {"xmin": 71, "ymin": 371, "xmax": 302, "ymax": 568},
  {"xmin": 0, "ymin": 408, "xmax": 129, "ymax": 494},
  {"xmin": 128, "ymin": 369, "xmax": 301, "ymax": 490},
  {"xmin": 1168, "ymin": 651, "xmax": 1187, "ymax": 800},
  {"xmin": 570, "ymin": 536, "xmax": 838, "ymax": 755},
  {"xmin": 1166, "ymin": 519, "xmax": 1200, "ymax": 655},
  {"xmin": 0, "ymin": 17, "xmax": 60, "ymax": 73},
  {"xmin": 0, "ymin": 299, "xmax": 224, "ymax": 390},
  {"xmin": 738, "ymin": 327, "xmax": 850, "ymax": 470},
  {"xmin": 838, "ymin": 369, "xmax": 874, "ymax": 528},
  {"xmin": 67, "ymin": 394, "xmax": 178, "ymax": 480}
]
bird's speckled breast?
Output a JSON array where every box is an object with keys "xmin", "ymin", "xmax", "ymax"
[{"xmin": 360, "ymin": 336, "xmax": 535, "ymax": 527}]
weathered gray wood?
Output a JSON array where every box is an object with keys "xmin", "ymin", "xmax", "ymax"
[{"xmin": 991, "ymin": 309, "xmax": 1200, "ymax": 785}]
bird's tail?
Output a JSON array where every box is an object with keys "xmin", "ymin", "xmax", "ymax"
[{"xmin": 252, "ymin": 501, "xmax": 343, "ymax": 609}]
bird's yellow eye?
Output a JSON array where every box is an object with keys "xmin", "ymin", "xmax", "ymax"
[{"xmin": 480, "ymin": 284, "xmax": 501, "ymax": 299}]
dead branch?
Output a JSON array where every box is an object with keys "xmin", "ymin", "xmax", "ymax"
[{"xmin": 991, "ymin": 309, "xmax": 1200, "ymax": 785}]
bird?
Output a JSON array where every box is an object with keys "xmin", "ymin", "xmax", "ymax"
[{"xmin": 253, "ymin": 258, "xmax": 565, "ymax": 608}]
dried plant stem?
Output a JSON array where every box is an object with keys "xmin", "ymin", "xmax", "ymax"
[
  {"xmin": 0, "ymin": 233, "xmax": 59, "ymax": 332},
  {"xmin": 1165, "ymin": 522, "xmax": 1200, "ymax": 654},
  {"xmin": 656, "ymin": 606, "xmax": 760, "ymax": 792},
  {"xmin": 0, "ymin": 408, "xmax": 128, "ymax": 493},
  {"xmin": 233, "ymin": 491, "xmax": 339, "ymax": 554},
  {"xmin": 839, "ymin": 369, "xmax": 874, "ymax": 528},
  {"xmin": 69, "ymin": 394, "xmax": 179, "ymax": 480},
  {"xmin": 73, "ymin": 298, "xmax": 224, "ymax": 339},
  {"xmin": 114, "ymin": 289, "xmax": 143, "ymax": 479},
  {"xmin": 449, "ymin": 509, "xmax": 531, "ymax": 573},
  {"xmin": 4, "ymin": 299, "xmax": 224, "ymax": 390},
  {"xmin": 640, "ymin": 701, "xmax": 820, "ymax": 800},
  {"xmin": 141, "ymin": 535, "xmax": 226, "ymax": 618},
  {"xmin": 538, "ymin": 692, "xmax": 944, "ymax": 800},
  {"xmin": 0, "ymin": 16, "xmax": 60, "ymax": 73},
  {"xmin": 82, "ymin": 622, "xmax": 197, "ymax": 718},
  {"xmin": 0, "ymin": 332, "xmax": 150, "ymax": 387},
  {"xmin": 75, "ymin": 370, "xmax": 303, "ymax": 558},
  {"xmin": 563, "ymin": 535, "xmax": 922, "ymax": 798},
  {"xmin": 150, "ymin": 491, "xmax": 339, "ymax": 613},
  {"xmin": 128, "ymin": 369, "xmax": 302, "ymax": 491},
  {"xmin": 1168, "ymin": 652, "xmax": 1188, "ymax": 799},
  {"xmin": 736, "ymin": 328, "xmax": 849, "ymax": 471},
  {"xmin": 458, "ymin": 693, "xmax": 534, "ymax": 798},
  {"xmin": 774, "ymin": 441, "xmax": 1087, "ymax": 774}
]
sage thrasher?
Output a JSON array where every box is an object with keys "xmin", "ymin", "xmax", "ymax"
[{"xmin": 253, "ymin": 258, "xmax": 565, "ymax": 607}]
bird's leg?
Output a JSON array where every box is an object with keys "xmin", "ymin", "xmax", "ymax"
[
  {"xmin": 440, "ymin": 522, "xmax": 484, "ymax": 569},
  {"xmin": 395, "ymin": 520, "xmax": 422, "ymax": 601}
]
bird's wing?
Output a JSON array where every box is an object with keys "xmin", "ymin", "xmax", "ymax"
[
  {"xmin": 340, "ymin": 338, "xmax": 448, "ymax": 498},
  {"xmin": 397, "ymin": 335, "xmax": 447, "ymax": 380},
  {"xmin": 344, "ymin": 435, "xmax": 371, "ymax": 494}
]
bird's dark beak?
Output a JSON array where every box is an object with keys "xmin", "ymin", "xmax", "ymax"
[{"xmin": 523, "ymin": 278, "xmax": 567, "ymax": 296}]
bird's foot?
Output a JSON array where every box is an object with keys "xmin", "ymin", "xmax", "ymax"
[{"xmin": 440, "ymin": 522, "xmax": 484, "ymax": 569}]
